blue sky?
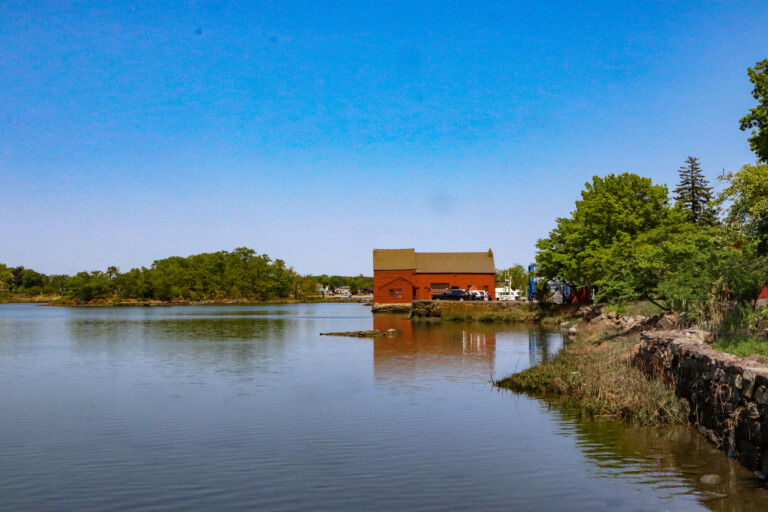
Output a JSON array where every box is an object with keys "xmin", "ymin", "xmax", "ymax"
[{"xmin": 1, "ymin": 0, "xmax": 766, "ymax": 276}]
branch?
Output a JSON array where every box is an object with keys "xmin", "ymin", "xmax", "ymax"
[{"xmin": 643, "ymin": 294, "xmax": 672, "ymax": 312}]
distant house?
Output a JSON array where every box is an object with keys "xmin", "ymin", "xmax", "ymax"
[
  {"xmin": 338, "ymin": 286, "xmax": 351, "ymax": 296},
  {"xmin": 373, "ymin": 248, "xmax": 496, "ymax": 304}
]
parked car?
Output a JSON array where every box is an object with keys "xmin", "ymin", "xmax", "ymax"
[
  {"xmin": 432, "ymin": 289, "xmax": 470, "ymax": 301},
  {"xmin": 469, "ymin": 290, "xmax": 490, "ymax": 301}
]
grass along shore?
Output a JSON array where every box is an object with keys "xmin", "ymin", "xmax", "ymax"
[
  {"xmin": 495, "ymin": 322, "xmax": 687, "ymax": 427},
  {"xmin": 1, "ymin": 295, "xmax": 371, "ymax": 306}
]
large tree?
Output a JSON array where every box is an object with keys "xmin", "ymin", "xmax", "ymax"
[
  {"xmin": 536, "ymin": 173, "xmax": 675, "ymax": 286},
  {"xmin": 719, "ymin": 163, "xmax": 768, "ymax": 255},
  {"xmin": 673, "ymin": 156, "xmax": 717, "ymax": 225},
  {"xmin": 740, "ymin": 58, "xmax": 768, "ymax": 163},
  {"xmin": 598, "ymin": 223, "xmax": 767, "ymax": 317}
]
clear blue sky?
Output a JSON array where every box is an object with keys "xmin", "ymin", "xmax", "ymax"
[{"xmin": 1, "ymin": 0, "xmax": 766, "ymax": 276}]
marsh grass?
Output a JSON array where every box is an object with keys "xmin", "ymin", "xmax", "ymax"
[
  {"xmin": 438, "ymin": 302, "xmax": 581, "ymax": 324},
  {"xmin": 712, "ymin": 336, "xmax": 768, "ymax": 359},
  {"xmin": 440, "ymin": 302, "xmax": 538, "ymax": 323},
  {"xmin": 495, "ymin": 324, "xmax": 687, "ymax": 426}
]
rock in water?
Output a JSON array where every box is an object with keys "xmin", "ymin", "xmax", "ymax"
[{"xmin": 700, "ymin": 474, "xmax": 722, "ymax": 485}]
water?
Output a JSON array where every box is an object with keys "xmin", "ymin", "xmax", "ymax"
[{"xmin": 0, "ymin": 303, "xmax": 766, "ymax": 511}]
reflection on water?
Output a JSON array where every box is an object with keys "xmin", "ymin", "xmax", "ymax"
[
  {"xmin": 372, "ymin": 315, "xmax": 563, "ymax": 386},
  {"xmin": 0, "ymin": 304, "xmax": 766, "ymax": 511},
  {"xmin": 548, "ymin": 407, "xmax": 768, "ymax": 511}
]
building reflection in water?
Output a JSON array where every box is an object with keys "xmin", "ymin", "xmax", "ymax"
[{"xmin": 371, "ymin": 315, "xmax": 563, "ymax": 386}]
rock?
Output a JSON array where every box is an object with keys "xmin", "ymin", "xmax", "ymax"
[
  {"xmin": 568, "ymin": 326, "xmax": 578, "ymax": 335},
  {"xmin": 579, "ymin": 304, "xmax": 605, "ymax": 320},
  {"xmin": 754, "ymin": 470, "xmax": 768, "ymax": 482},
  {"xmin": 607, "ymin": 311, "xmax": 617, "ymax": 319},
  {"xmin": 320, "ymin": 329, "xmax": 399, "ymax": 338},
  {"xmin": 700, "ymin": 474, "xmax": 722, "ymax": 485},
  {"xmin": 656, "ymin": 314, "xmax": 676, "ymax": 330}
]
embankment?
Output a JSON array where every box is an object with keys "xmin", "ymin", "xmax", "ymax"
[
  {"xmin": 401, "ymin": 300, "xmax": 583, "ymax": 324},
  {"xmin": 633, "ymin": 331, "xmax": 768, "ymax": 475}
]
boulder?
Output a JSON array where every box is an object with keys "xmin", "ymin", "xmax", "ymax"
[{"xmin": 656, "ymin": 314, "xmax": 676, "ymax": 330}]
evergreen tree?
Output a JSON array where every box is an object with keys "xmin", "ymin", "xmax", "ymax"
[{"xmin": 673, "ymin": 156, "xmax": 717, "ymax": 225}]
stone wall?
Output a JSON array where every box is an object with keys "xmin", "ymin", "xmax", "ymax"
[
  {"xmin": 633, "ymin": 331, "xmax": 768, "ymax": 474},
  {"xmin": 371, "ymin": 303, "xmax": 412, "ymax": 314}
]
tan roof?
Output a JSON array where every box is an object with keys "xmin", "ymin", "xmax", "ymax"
[
  {"xmin": 415, "ymin": 251, "xmax": 495, "ymax": 274},
  {"xmin": 373, "ymin": 248, "xmax": 417, "ymax": 270},
  {"xmin": 373, "ymin": 249, "xmax": 495, "ymax": 274}
]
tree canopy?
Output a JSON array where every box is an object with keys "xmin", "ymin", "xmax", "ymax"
[
  {"xmin": 597, "ymin": 223, "xmax": 766, "ymax": 321},
  {"xmin": 535, "ymin": 173, "xmax": 674, "ymax": 286},
  {"xmin": 719, "ymin": 163, "xmax": 768, "ymax": 255},
  {"xmin": 740, "ymin": 59, "xmax": 768, "ymax": 162}
]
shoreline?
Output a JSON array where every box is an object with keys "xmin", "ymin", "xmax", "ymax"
[
  {"xmin": 2, "ymin": 297, "xmax": 373, "ymax": 307},
  {"xmin": 495, "ymin": 305, "xmax": 768, "ymax": 479}
]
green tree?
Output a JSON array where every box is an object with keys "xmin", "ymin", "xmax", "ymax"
[
  {"xmin": 719, "ymin": 163, "xmax": 768, "ymax": 255},
  {"xmin": 536, "ymin": 173, "xmax": 675, "ymax": 286},
  {"xmin": 740, "ymin": 59, "xmax": 768, "ymax": 162},
  {"xmin": 0, "ymin": 263, "xmax": 11, "ymax": 297},
  {"xmin": 673, "ymin": 156, "xmax": 717, "ymax": 225}
]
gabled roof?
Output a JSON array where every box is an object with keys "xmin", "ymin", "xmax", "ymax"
[{"xmin": 373, "ymin": 249, "xmax": 495, "ymax": 274}]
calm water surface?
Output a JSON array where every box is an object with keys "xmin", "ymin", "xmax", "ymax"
[{"xmin": 1, "ymin": 303, "xmax": 767, "ymax": 511}]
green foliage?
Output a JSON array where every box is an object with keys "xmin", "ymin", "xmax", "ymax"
[
  {"xmin": 713, "ymin": 336, "xmax": 768, "ymax": 359},
  {"xmin": 739, "ymin": 59, "xmax": 768, "ymax": 163},
  {"xmin": 598, "ymin": 223, "xmax": 768, "ymax": 328},
  {"xmin": 719, "ymin": 163, "xmax": 768, "ymax": 255},
  {"xmin": 0, "ymin": 263, "xmax": 11, "ymax": 291},
  {"xmin": 673, "ymin": 156, "xmax": 717, "ymax": 225},
  {"xmin": 533, "ymin": 279, "xmax": 553, "ymax": 304},
  {"xmin": 536, "ymin": 173, "xmax": 674, "ymax": 286},
  {"xmin": 2, "ymin": 247, "xmax": 322, "ymax": 303},
  {"xmin": 66, "ymin": 271, "xmax": 114, "ymax": 302}
]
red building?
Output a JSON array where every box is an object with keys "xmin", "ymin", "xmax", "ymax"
[
  {"xmin": 373, "ymin": 248, "xmax": 496, "ymax": 304},
  {"xmin": 760, "ymin": 285, "xmax": 768, "ymax": 300}
]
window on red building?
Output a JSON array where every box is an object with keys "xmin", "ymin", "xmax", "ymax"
[
  {"xmin": 396, "ymin": 289, "xmax": 402, "ymax": 297},
  {"xmin": 389, "ymin": 289, "xmax": 394, "ymax": 297}
]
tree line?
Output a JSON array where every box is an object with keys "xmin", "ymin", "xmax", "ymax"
[
  {"xmin": 535, "ymin": 59, "xmax": 768, "ymax": 332},
  {"xmin": 0, "ymin": 248, "xmax": 372, "ymax": 303}
]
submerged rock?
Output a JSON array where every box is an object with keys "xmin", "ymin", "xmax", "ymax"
[
  {"xmin": 320, "ymin": 329, "xmax": 401, "ymax": 338},
  {"xmin": 700, "ymin": 474, "xmax": 722, "ymax": 485}
]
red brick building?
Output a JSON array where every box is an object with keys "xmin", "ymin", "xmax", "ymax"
[{"xmin": 373, "ymin": 248, "xmax": 496, "ymax": 304}]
